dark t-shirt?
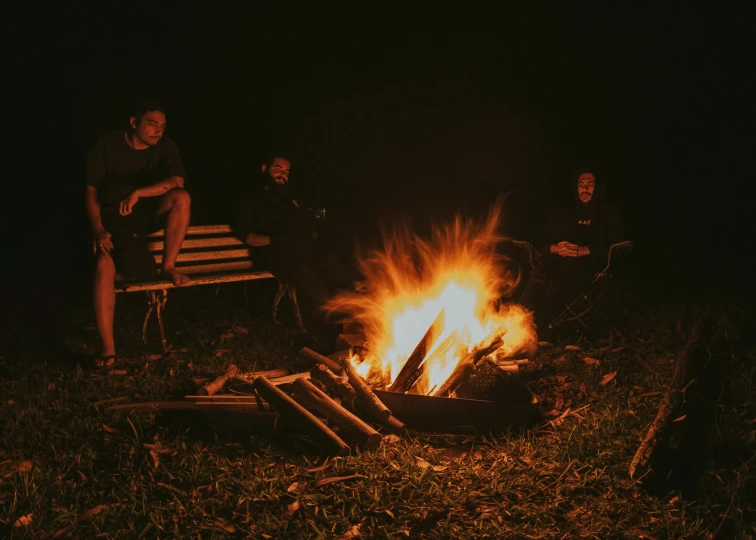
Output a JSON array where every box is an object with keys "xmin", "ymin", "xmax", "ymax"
[{"xmin": 86, "ymin": 130, "xmax": 187, "ymax": 210}]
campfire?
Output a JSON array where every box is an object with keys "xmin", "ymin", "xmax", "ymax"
[{"xmin": 329, "ymin": 204, "xmax": 537, "ymax": 398}]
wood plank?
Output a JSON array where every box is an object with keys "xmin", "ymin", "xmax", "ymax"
[
  {"xmin": 145, "ymin": 224, "xmax": 234, "ymax": 238},
  {"xmin": 176, "ymin": 260, "xmax": 254, "ymax": 275},
  {"xmin": 154, "ymin": 248, "xmax": 253, "ymax": 264},
  {"xmin": 146, "ymin": 236, "xmax": 245, "ymax": 251},
  {"xmin": 115, "ymin": 270, "xmax": 274, "ymax": 292}
]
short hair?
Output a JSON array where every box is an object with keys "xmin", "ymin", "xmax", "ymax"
[
  {"xmin": 262, "ymin": 152, "xmax": 293, "ymax": 169},
  {"xmin": 130, "ymin": 100, "xmax": 166, "ymax": 125}
]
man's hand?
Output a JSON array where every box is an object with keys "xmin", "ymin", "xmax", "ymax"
[
  {"xmin": 576, "ymin": 245, "xmax": 591, "ymax": 257},
  {"xmin": 94, "ymin": 228, "xmax": 113, "ymax": 254},
  {"xmin": 551, "ymin": 241, "xmax": 579, "ymax": 257},
  {"xmin": 119, "ymin": 191, "xmax": 140, "ymax": 216}
]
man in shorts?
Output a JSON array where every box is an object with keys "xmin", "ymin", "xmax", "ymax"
[{"xmin": 85, "ymin": 101, "xmax": 191, "ymax": 365}]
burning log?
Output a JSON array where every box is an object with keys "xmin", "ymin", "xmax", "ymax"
[
  {"xmin": 300, "ymin": 347, "xmax": 343, "ymax": 374},
  {"xmin": 389, "ymin": 310, "xmax": 445, "ymax": 393},
  {"xmin": 435, "ymin": 335, "xmax": 504, "ymax": 397},
  {"xmin": 310, "ymin": 364, "xmax": 357, "ymax": 404},
  {"xmin": 293, "ymin": 378, "xmax": 382, "ymax": 449},
  {"xmin": 342, "ymin": 357, "xmax": 392, "ymax": 423},
  {"xmin": 253, "ymin": 376, "xmax": 350, "ymax": 456},
  {"xmin": 199, "ymin": 364, "xmax": 239, "ymax": 396}
]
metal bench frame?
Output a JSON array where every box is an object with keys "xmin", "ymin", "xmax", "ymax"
[{"xmin": 114, "ymin": 224, "xmax": 304, "ymax": 351}]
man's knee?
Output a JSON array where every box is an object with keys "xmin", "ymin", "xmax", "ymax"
[
  {"xmin": 166, "ymin": 188, "xmax": 191, "ymax": 210},
  {"xmin": 95, "ymin": 252, "xmax": 116, "ymax": 278}
]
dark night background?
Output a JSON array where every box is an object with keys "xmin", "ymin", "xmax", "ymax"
[{"xmin": 1, "ymin": 3, "xmax": 754, "ymax": 351}]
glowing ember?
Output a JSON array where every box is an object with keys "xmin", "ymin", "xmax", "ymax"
[{"xmin": 328, "ymin": 204, "xmax": 537, "ymax": 396}]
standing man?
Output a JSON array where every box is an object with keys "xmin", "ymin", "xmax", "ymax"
[{"xmin": 86, "ymin": 101, "xmax": 191, "ymax": 365}]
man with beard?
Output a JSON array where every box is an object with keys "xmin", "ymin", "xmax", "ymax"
[
  {"xmin": 236, "ymin": 154, "xmax": 349, "ymax": 345},
  {"xmin": 86, "ymin": 101, "xmax": 191, "ymax": 365},
  {"xmin": 519, "ymin": 168, "xmax": 623, "ymax": 333}
]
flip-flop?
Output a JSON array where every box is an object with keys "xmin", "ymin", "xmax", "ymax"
[{"xmin": 95, "ymin": 355, "xmax": 116, "ymax": 367}]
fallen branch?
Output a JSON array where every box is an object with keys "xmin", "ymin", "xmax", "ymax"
[
  {"xmin": 293, "ymin": 378, "xmax": 382, "ymax": 449},
  {"xmin": 435, "ymin": 336, "xmax": 504, "ymax": 397},
  {"xmin": 199, "ymin": 364, "xmax": 239, "ymax": 396},
  {"xmin": 105, "ymin": 400, "xmax": 260, "ymax": 413},
  {"xmin": 383, "ymin": 415, "xmax": 407, "ymax": 434},
  {"xmin": 253, "ymin": 376, "xmax": 350, "ymax": 456},
  {"xmin": 234, "ymin": 368, "xmax": 289, "ymax": 381}
]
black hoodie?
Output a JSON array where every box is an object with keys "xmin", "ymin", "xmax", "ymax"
[{"xmin": 539, "ymin": 169, "xmax": 623, "ymax": 274}]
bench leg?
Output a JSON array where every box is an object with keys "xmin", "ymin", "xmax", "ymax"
[
  {"xmin": 143, "ymin": 290, "xmax": 169, "ymax": 352},
  {"xmin": 242, "ymin": 281, "xmax": 253, "ymax": 326}
]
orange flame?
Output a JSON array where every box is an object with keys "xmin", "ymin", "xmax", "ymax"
[{"xmin": 328, "ymin": 203, "xmax": 536, "ymax": 395}]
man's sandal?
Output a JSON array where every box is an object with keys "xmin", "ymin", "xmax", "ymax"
[{"xmin": 95, "ymin": 355, "xmax": 116, "ymax": 367}]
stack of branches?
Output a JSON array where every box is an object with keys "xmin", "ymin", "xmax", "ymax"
[{"xmin": 106, "ymin": 348, "xmax": 404, "ymax": 456}]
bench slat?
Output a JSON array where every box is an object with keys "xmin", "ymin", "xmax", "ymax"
[
  {"xmin": 177, "ymin": 260, "xmax": 255, "ymax": 275},
  {"xmin": 145, "ymin": 224, "xmax": 234, "ymax": 238},
  {"xmin": 146, "ymin": 236, "xmax": 245, "ymax": 251},
  {"xmin": 154, "ymin": 248, "xmax": 253, "ymax": 264},
  {"xmin": 115, "ymin": 270, "xmax": 275, "ymax": 292}
]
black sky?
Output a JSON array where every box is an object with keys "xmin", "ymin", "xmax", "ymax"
[{"xmin": 2, "ymin": 2, "xmax": 754, "ymax": 293}]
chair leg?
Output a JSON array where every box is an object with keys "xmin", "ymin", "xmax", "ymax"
[
  {"xmin": 142, "ymin": 292, "xmax": 156, "ymax": 345},
  {"xmin": 156, "ymin": 289, "xmax": 168, "ymax": 352},
  {"xmin": 272, "ymin": 280, "xmax": 287, "ymax": 324},
  {"xmin": 288, "ymin": 287, "xmax": 306, "ymax": 332}
]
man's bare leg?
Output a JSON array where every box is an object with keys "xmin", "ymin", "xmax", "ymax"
[
  {"xmin": 157, "ymin": 188, "xmax": 191, "ymax": 286},
  {"xmin": 94, "ymin": 251, "xmax": 117, "ymax": 364}
]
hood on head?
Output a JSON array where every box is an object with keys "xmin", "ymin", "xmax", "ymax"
[{"xmin": 571, "ymin": 167, "xmax": 605, "ymax": 208}]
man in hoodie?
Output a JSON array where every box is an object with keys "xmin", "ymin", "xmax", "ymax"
[
  {"xmin": 519, "ymin": 169, "xmax": 622, "ymax": 332},
  {"xmin": 236, "ymin": 154, "xmax": 349, "ymax": 328}
]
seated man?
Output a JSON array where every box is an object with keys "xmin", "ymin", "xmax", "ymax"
[
  {"xmin": 519, "ymin": 168, "xmax": 622, "ymax": 333},
  {"xmin": 236, "ymin": 153, "xmax": 349, "ymax": 334},
  {"xmin": 86, "ymin": 101, "xmax": 191, "ymax": 365}
]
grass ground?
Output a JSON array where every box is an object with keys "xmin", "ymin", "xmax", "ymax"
[{"xmin": 1, "ymin": 284, "xmax": 754, "ymax": 538}]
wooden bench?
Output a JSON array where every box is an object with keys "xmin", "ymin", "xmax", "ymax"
[{"xmin": 114, "ymin": 224, "xmax": 304, "ymax": 351}]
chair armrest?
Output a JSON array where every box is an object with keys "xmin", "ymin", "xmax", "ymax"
[
  {"xmin": 511, "ymin": 240, "xmax": 541, "ymax": 270},
  {"xmin": 597, "ymin": 240, "xmax": 634, "ymax": 277}
]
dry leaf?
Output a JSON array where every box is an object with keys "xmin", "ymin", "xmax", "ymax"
[
  {"xmin": 673, "ymin": 415, "xmax": 687, "ymax": 423},
  {"xmin": 102, "ymin": 424, "xmax": 119, "ymax": 434},
  {"xmin": 261, "ymin": 535, "xmax": 272, "ymax": 539},
  {"xmin": 233, "ymin": 326, "xmax": 249, "ymax": 334},
  {"xmin": 337, "ymin": 525, "xmax": 361, "ymax": 539},
  {"xmin": 48, "ymin": 382, "xmax": 56, "ymax": 391},
  {"xmin": 214, "ymin": 349, "xmax": 230, "ymax": 357},
  {"xmin": 583, "ymin": 356, "xmax": 601, "ymax": 366},
  {"xmin": 384, "ymin": 434, "xmax": 402, "ymax": 444},
  {"xmin": 611, "ymin": 346, "xmax": 625, "ymax": 353},
  {"xmin": 53, "ymin": 528, "xmax": 68, "ymax": 537},
  {"xmin": 82, "ymin": 504, "xmax": 107, "ymax": 519},
  {"xmin": 14, "ymin": 513, "xmax": 33, "ymax": 527},
  {"xmin": 431, "ymin": 464, "xmax": 448, "ymax": 472},
  {"xmin": 415, "ymin": 457, "xmax": 431, "ymax": 469},
  {"xmin": 565, "ymin": 345, "xmax": 582, "ymax": 351},
  {"xmin": 157, "ymin": 482, "xmax": 185, "ymax": 494},
  {"xmin": 640, "ymin": 391, "xmax": 663, "ymax": 398},
  {"xmin": 219, "ymin": 332, "xmax": 235, "ymax": 341},
  {"xmin": 6, "ymin": 399, "xmax": 14, "ymax": 405},
  {"xmin": 215, "ymin": 518, "xmax": 236, "ymax": 533},
  {"xmin": 16, "ymin": 460, "xmax": 33, "ymax": 473},
  {"xmin": 287, "ymin": 482, "xmax": 299, "ymax": 492},
  {"xmin": 315, "ymin": 474, "xmax": 365, "ymax": 487},
  {"xmin": 172, "ymin": 347, "xmax": 188, "ymax": 353},
  {"xmin": 388, "ymin": 461, "xmax": 401, "ymax": 470},
  {"xmin": 385, "ymin": 509, "xmax": 396, "ymax": 519},
  {"xmin": 628, "ymin": 410, "xmax": 638, "ymax": 418},
  {"xmin": 669, "ymin": 495, "xmax": 680, "ymax": 504},
  {"xmin": 285, "ymin": 499, "xmax": 300, "ymax": 517},
  {"xmin": 600, "ymin": 371, "xmax": 617, "ymax": 385},
  {"xmin": 555, "ymin": 397, "xmax": 564, "ymax": 410},
  {"xmin": 108, "ymin": 369, "xmax": 128, "ymax": 376},
  {"xmin": 145, "ymin": 353, "xmax": 162, "ymax": 361}
]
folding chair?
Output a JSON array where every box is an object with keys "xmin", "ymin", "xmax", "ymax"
[{"xmin": 549, "ymin": 241, "xmax": 634, "ymax": 335}]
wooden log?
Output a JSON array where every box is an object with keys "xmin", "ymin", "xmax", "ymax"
[
  {"xmin": 185, "ymin": 395, "xmax": 260, "ymax": 401},
  {"xmin": 199, "ymin": 364, "xmax": 239, "ymax": 396},
  {"xmin": 106, "ymin": 400, "xmax": 260, "ymax": 413},
  {"xmin": 310, "ymin": 364, "xmax": 358, "ymax": 404},
  {"xmin": 341, "ymin": 357, "xmax": 391, "ymax": 423},
  {"xmin": 383, "ymin": 415, "xmax": 407, "ymax": 434},
  {"xmin": 234, "ymin": 368, "xmax": 289, "ymax": 381},
  {"xmin": 253, "ymin": 376, "xmax": 350, "ymax": 456},
  {"xmin": 300, "ymin": 347, "xmax": 344, "ymax": 374},
  {"xmin": 435, "ymin": 336, "xmax": 504, "ymax": 397},
  {"xmin": 293, "ymin": 378, "xmax": 382, "ymax": 449},
  {"xmin": 389, "ymin": 310, "xmax": 445, "ymax": 393},
  {"xmin": 629, "ymin": 316, "xmax": 711, "ymax": 479}
]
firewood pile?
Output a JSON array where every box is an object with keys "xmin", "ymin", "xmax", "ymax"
[{"xmin": 106, "ymin": 347, "xmax": 405, "ymax": 456}]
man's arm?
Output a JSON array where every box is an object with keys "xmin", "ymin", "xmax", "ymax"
[
  {"xmin": 86, "ymin": 186, "xmax": 113, "ymax": 252},
  {"xmin": 119, "ymin": 176, "xmax": 185, "ymax": 216},
  {"xmin": 245, "ymin": 233, "xmax": 271, "ymax": 247}
]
